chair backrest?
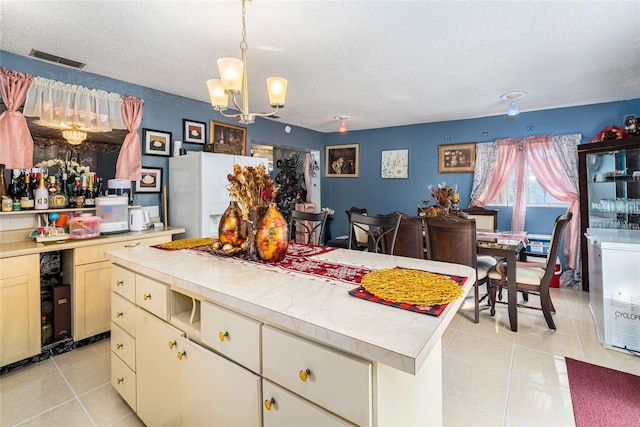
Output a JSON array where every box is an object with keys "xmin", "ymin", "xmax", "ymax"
[
  {"xmin": 382, "ymin": 211, "xmax": 425, "ymax": 259},
  {"xmin": 463, "ymin": 206, "xmax": 498, "ymax": 231},
  {"xmin": 424, "ymin": 216, "xmax": 478, "ymax": 268},
  {"xmin": 540, "ymin": 212, "xmax": 573, "ymax": 285},
  {"xmin": 349, "ymin": 212, "xmax": 402, "ymax": 254},
  {"xmin": 345, "ymin": 207, "xmax": 369, "ymax": 248},
  {"xmin": 289, "ymin": 210, "xmax": 328, "ymax": 245}
]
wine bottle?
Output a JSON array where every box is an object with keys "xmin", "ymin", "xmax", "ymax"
[
  {"xmin": 34, "ymin": 174, "xmax": 49, "ymax": 210},
  {"xmin": 20, "ymin": 173, "xmax": 35, "ymax": 210},
  {"xmin": 84, "ymin": 174, "xmax": 96, "ymax": 207},
  {"xmin": 10, "ymin": 170, "xmax": 22, "ymax": 211},
  {"xmin": 0, "ymin": 163, "xmax": 11, "ymax": 212}
]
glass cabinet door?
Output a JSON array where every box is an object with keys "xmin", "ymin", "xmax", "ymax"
[{"xmin": 586, "ymin": 147, "xmax": 640, "ymax": 230}]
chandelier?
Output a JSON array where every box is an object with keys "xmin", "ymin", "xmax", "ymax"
[
  {"xmin": 206, "ymin": 0, "xmax": 287, "ymax": 124},
  {"xmin": 62, "ymin": 125, "xmax": 87, "ymax": 145}
]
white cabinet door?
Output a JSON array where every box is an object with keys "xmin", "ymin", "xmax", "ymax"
[
  {"xmin": 135, "ymin": 308, "xmax": 184, "ymax": 427},
  {"xmin": 179, "ymin": 337, "xmax": 261, "ymax": 427},
  {"xmin": 74, "ymin": 260, "xmax": 111, "ymax": 340}
]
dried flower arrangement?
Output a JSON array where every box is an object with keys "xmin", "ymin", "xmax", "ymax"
[{"xmin": 226, "ymin": 163, "xmax": 277, "ymax": 219}]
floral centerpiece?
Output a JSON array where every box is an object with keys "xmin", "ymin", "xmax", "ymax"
[
  {"xmin": 226, "ymin": 163, "xmax": 276, "ymax": 220},
  {"xmin": 421, "ymin": 182, "xmax": 457, "ymax": 216},
  {"xmin": 35, "ymin": 158, "xmax": 91, "ymax": 182}
]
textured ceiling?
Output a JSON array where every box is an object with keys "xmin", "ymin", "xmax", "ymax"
[{"xmin": 1, "ymin": 1, "xmax": 639, "ymax": 133}]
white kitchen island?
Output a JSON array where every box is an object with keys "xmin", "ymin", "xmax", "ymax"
[{"xmin": 105, "ymin": 245, "xmax": 475, "ymax": 426}]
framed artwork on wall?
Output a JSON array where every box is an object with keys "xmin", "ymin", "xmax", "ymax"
[
  {"xmin": 208, "ymin": 120, "xmax": 246, "ymax": 155},
  {"xmin": 143, "ymin": 128, "xmax": 171, "ymax": 157},
  {"xmin": 381, "ymin": 149, "xmax": 409, "ymax": 178},
  {"xmin": 135, "ymin": 166, "xmax": 163, "ymax": 193},
  {"xmin": 326, "ymin": 144, "xmax": 359, "ymax": 177},
  {"xmin": 438, "ymin": 142, "xmax": 476, "ymax": 173},
  {"xmin": 183, "ymin": 119, "xmax": 206, "ymax": 144}
]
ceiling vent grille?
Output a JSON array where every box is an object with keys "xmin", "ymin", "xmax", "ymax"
[{"xmin": 29, "ymin": 49, "xmax": 85, "ymax": 69}]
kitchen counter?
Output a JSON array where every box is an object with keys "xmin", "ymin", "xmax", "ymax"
[
  {"xmin": 106, "ymin": 245, "xmax": 475, "ymax": 375},
  {"xmin": 0, "ymin": 227, "xmax": 185, "ymax": 259}
]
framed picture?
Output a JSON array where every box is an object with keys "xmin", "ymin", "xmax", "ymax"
[
  {"xmin": 326, "ymin": 144, "xmax": 359, "ymax": 177},
  {"xmin": 381, "ymin": 149, "xmax": 409, "ymax": 178},
  {"xmin": 136, "ymin": 166, "xmax": 162, "ymax": 193},
  {"xmin": 183, "ymin": 119, "xmax": 206, "ymax": 144},
  {"xmin": 143, "ymin": 129, "xmax": 171, "ymax": 157},
  {"xmin": 438, "ymin": 142, "xmax": 476, "ymax": 173},
  {"xmin": 208, "ymin": 120, "xmax": 246, "ymax": 155}
]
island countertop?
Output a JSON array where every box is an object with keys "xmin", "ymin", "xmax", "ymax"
[{"xmin": 105, "ymin": 245, "xmax": 475, "ymax": 375}]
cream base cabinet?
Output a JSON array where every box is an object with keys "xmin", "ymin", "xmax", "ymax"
[
  {"xmin": 179, "ymin": 336, "xmax": 261, "ymax": 427},
  {"xmin": 136, "ymin": 307, "xmax": 184, "ymax": 427},
  {"xmin": 0, "ymin": 255, "xmax": 40, "ymax": 367}
]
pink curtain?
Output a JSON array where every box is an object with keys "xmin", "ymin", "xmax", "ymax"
[
  {"xmin": 115, "ymin": 95, "xmax": 144, "ymax": 180},
  {"xmin": 527, "ymin": 138, "xmax": 579, "ymax": 270},
  {"xmin": 470, "ymin": 138, "xmax": 519, "ymax": 210},
  {"xmin": 0, "ymin": 68, "xmax": 35, "ymax": 169}
]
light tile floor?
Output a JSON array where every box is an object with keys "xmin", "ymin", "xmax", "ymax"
[{"xmin": 1, "ymin": 285, "xmax": 639, "ymax": 426}]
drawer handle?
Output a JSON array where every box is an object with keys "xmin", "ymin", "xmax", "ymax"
[
  {"xmin": 115, "ymin": 311, "xmax": 123, "ymax": 318},
  {"xmin": 177, "ymin": 351, "xmax": 187, "ymax": 360},
  {"xmin": 116, "ymin": 343, "xmax": 123, "ymax": 350},
  {"xmin": 218, "ymin": 331, "xmax": 229, "ymax": 341},
  {"xmin": 264, "ymin": 398, "xmax": 275, "ymax": 411},
  {"xmin": 143, "ymin": 293, "xmax": 151, "ymax": 301},
  {"xmin": 168, "ymin": 340, "xmax": 177, "ymax": 349},
  {"xmin": 116, "ymin": 377, "xmax": 124, "ymax": 384},
  {"xmin": 124, "ymin": 242, "xmax": 140, "ymax": 248},
  {"xmin": 299, "ymin": 369, "xmax": 311, "ymax": 382},
  {"xmin": 116, "ymin": 280, "xmax": 124, "ymax": 287}
]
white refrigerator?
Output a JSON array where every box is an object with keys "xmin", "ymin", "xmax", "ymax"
[
  {"xmin": 586, "ymin": 228, "xmax": 640, "ymax": 353},
  {"xmin": 169, "ymin": 151, "xmax": 267, "ymax": 239}
]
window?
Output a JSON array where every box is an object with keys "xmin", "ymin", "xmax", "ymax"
[{"xmin": 488, "ymin": 166, "xmax": 568, "ymax": 207}]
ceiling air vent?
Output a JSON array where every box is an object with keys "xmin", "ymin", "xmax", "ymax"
[{"xmin": 29, "ymin": 49, "xmax": 85, "ymax": 69}]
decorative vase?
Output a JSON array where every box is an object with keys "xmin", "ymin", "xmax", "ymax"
[
  {"xmin": 244, "ymin": 206, "xmax": 262, "ymax": 261},
  {"xmin": 218, "ymin": 201, "xmax": 246, "ymax": 247},
  {"xmin": 256, "ymin": 203, "xmax": 289, "ymax": 263}
]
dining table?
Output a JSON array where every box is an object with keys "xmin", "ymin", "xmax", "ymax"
[{"xmin": 475, "ymin": 231, "xmax": 528, "ymax": 332}]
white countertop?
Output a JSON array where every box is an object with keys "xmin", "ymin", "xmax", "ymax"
[
  {"xmin": 586, "ymin": 228, "xmax": 640, "ymax": 250},
  {"xmin": 105, "ymin": 246, "xmax": 476, "ymax": 375}
]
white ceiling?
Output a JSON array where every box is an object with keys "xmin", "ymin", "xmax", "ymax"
[{"xmin": 2, "ymin": 1, "xmax": 639, "ymax": 133}]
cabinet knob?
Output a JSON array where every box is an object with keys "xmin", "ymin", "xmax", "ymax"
[
  {"xmin": 168, "ymin": 340, "xmax": 177, "ymax": 349},
  {"xmin": 299, "ymin": 369, "xmax": 311, "ymax": 382},
  {"xmin": 264, "ymin": 398, "xmax": 275, "ymax": 411},
  {"xmin": 143, "ymin": 293, "xmax": 151, "ymax": 301},
  {"xmin": 115, "ymin": 311, "xmax": 123, "ymax": 318},
  {"xmin": 177, "ymin": 351, "xmax": 187, "ymax": 360},
  {"xmin": 116, "ymin": 343, "xmax": 123, "ymax": 350},
  {"xmin": 218, "ymin": 331, "xmax": 229, "ymax": 341},
  {"xmin": 116, "ymin": 378, "xmax": 124, "ymax": 384},
  {"xmin": 116, "ymin": 280, "xmax": 123, "ymax": 287}
]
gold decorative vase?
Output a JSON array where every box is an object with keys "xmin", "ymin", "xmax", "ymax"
[
  {"xmin": 218, "ymin": 201, "xmax": 246, "ymax": 247},
  {"xmin": 256, "ymin": 203, "xmax": 289, "ymax": 263}
]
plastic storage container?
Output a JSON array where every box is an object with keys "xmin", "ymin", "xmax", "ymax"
[
  {"xmin": 68, "ymin": 216, "xmax": 102, "ymax": 239},
  {"xmin": 96, "ymin": 196, "xmax": 129, "ymax": 234}
]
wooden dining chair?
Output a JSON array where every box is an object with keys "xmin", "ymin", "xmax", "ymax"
[
  {"xmin": 382, "ymin": 211, "xmax": 425, "ymax": 259},
  {"xmin": 463, "ymin": 206, "xmax": 498, "ymax": 231},
  {"xmin": 289, "ymin": 210, "xmax": 328, "ymax": 245},
  {"xmin": 424, "ymin": 216, "xmax": 492, "ymax": 323},
  {"xmin": 487, "ymin": 212, "xmax": 572, "ymax": 330},
  {"xmin": 348, "ymin": 212, "xmax": 401, "ymax": 255}
]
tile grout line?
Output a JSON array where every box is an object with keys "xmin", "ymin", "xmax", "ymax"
[
  {"xmin": 501, "ymin": 333, "xmax": 516, "ymax": 427},
  {"xmin": 51, "ymin": 356, "xmax": 98, "ymax": 427}
]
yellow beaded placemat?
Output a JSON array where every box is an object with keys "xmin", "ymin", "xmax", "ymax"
[{"xmin": 155, "ymin": 237, "xmax": 216, "ymax": 250}]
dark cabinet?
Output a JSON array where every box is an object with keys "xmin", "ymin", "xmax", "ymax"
[{"xmin": 578, "ymin": 136, "xmax": 640, "ymax": 291}]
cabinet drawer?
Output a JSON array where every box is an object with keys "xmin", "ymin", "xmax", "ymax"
[
  {"xmin": 75, "ymin": 236, "xmax": 170, "ymax": 265},
  {"xmin": 111, "ymin": 265, "xmax": 136, "ymax": 302},
  {"xmin": 263, "ymin": 379, "xmax": 354, "ymax": 427},
  {"xmin": 111, "ymin": 352, "xmax": 136, "ymax": 411},
  {"xmin": 111, "ymin": 322, "xmax": 136, "ymax": 370},
  {"xmin": 111, "ymin": 292, "xmax": 137, "ymax": 335},
  {"xmin": 262, "ymin": 326, "xmax": 372, "ymax": 427},
  {"xmin": 136, "ymin": 274, "xmax": 169, "ymax": 320},
  {"xmin": 201, "ymin": 301, "xmax": 261, "ymax": 373}
]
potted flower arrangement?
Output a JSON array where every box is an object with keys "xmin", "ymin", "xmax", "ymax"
[{"xmin": 421, "ymin": 182, "xmax": 457, "ymax": 217}]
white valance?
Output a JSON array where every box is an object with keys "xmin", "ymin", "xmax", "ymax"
[{"xmin": 23, "ymin": 76, "xmax": 126, "ymax": 131}]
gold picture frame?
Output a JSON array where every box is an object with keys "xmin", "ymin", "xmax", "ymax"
[
  {"xmin": 438, "ymin": 142, "xmax": 476, "ymax": 173},
  {"xmin": 207, "ymin": 120, "xmax": 246, "ymax": 155},
  {"xmin": 326, "ymin": 144, "xmax": 359, "ymax": 177}
]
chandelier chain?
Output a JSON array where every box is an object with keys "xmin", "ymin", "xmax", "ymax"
[{"xmin": 240, "ymin": 0, "xmax": 247, "ymax": 52}]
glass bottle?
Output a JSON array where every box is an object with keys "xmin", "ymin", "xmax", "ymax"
[
  {"xmin": 0, "ymin": 163, "xmax": 11, "ymax": 212},
  {"xmin": 20, "ymin": 173, "xmax": 35, "ymax": 210},
  {"xmin": 10, "ymin": 170, "xmax": 22, "ymax": 211},
  {"xmin": 84, "ymin": 174, "xmax": 96, "ymax": 207},
  {"xmin": 61, "ymin": 173, "xmax": 70, "ymax": 207},
  {"xmin": 34, "ymin": 174, "xmax": 49, "ymax": 210},
  {"xmin": 41, "ymin": 312, "xmax": 52, "ymax": 346}
]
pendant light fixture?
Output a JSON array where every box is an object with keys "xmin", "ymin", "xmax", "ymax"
[
  {"xmin": 206, "ymin": 0, "xmax": 288, "ymax": 124},
  {"xmin": 62, "ymin": 125, "xmax": 87, "ymax": 145},
  {"xmin": 335, "ymin": 115, "xmax": 349, "ymax": 133},
  {"xmin": 500, "ymin": 91, "xmax": 527, "ymax": 116}
]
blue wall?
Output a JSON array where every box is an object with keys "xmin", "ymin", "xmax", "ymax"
[{"xmin": 3, "ymin": 51, "xmax": 639, "ymax": 238}]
